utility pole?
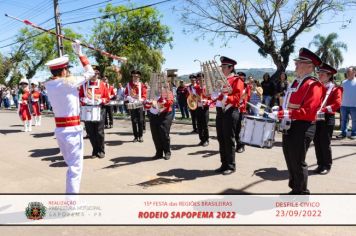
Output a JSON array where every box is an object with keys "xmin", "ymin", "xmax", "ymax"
[{"xmin": 53, "ymin": 0, "xmax": 64, "ymax": 57}]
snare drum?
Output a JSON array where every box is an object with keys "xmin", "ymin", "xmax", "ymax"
[
  {"xmin": 127, "ymin": 102, "xmax": 143, "ymax": 110},
  {"xmin": 108, "ymin": 100, "xmax": 119, "ymax": 106},
  {"xmin": 80, "ymin": 106, "xmax": 101, "ymax": 122},
  {"xmin": 239, "ymin": 115, "xmax": 276, "ymax": 148}
]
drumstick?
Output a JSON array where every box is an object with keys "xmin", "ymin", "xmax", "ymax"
[{"xmin": 246, "ymin": 102, "xmax": 273, "ymax": 116}]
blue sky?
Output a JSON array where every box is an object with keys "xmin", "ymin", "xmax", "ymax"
[{"xmin": 0, "ymin": 0, "xmax": 355, "ymax": 80}]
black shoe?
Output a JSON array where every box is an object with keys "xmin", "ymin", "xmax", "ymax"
[
  {"xmin": 191, "ymin": 130, "xmax": 198, "ymax": 134},
  {"xmin": 84, "ymin": 135, "xmax": 89, "ymax": 139},
  {"xmin": 152, "ymin": 154, "xmax": 163, "ymax": 160},
  {"xmin": 105, "ymin": 125, "xmax": 108, "ymax": 129},
  {"xmin": 138, "ymin": 137, "xmax": 143, "ymax": 143},
  {"xmin": 236, "ymin": 146, "xmax": 245, "ymax": 153},
  {"xmin": 313, "ymin": 166, "xmax": 323, "ymax": 174},
  {"xmin": 133, "ymin": 138, "xmax": 138, "ymax": 143},
  {"xmin": 198, "ymin": 141, "xmax": 204, "ymax": 146},
  {"xmin": 109, "ymin": 125, "xmax": 113, "ymax": 129},
  {"xmin": 336, "ymin": 134, "xmax": 346, "ymax": 139},
  {"xmin": 288, "ymin": 190, "xmax": 302, "ymax": 195},
  {"xmin": 164, "ymin": 152, "xmax": 171, "ymax": 160},
  {"xmin": 214, "ymin": 166, "xmax": 226, "ymax": 173},
  {"xmin": 97, "ymin": 152, "xmax": 105, "ymax": 159},
  {"xmin": 202, "ymin": 141, "xmax": 209, "ymax": 147},
  {"xmin": 222, "ymin": 169, "xmax": 235, "ymax": 175},
  {"xmin": 320, "ymin": 168, "xmax": 330, "ymax": 175}
]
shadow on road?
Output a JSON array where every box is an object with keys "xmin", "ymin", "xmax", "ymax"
[
  {"xmin": 252, "ymin": 167, "xmax": 289, "ymax": 181},
  {"xmin": 136, "ymin": 177, "xmax": 183, "ymax": 188},
  {"xmin": 104, "ymin": 156, "xmax": 153, "ymax": 169},
  {"xmin": 29, "ymin": 148, "xmax": 60, "ymax": 158},
  {"xmin": 187, "ymin": 150, "xmax": 219, "ymax": 158},
  {"xmin": 171, "ymin": 144, "xmax": 199, "ymax": 150},
  {"xmin": 157, "ymin": 168, "xmax": 219, "ymax": 181},
  {"xmin": 31, "ymin": 132, "xmax": 54, "ymax": 138},
  {"xmin": 170, "ymin": 131, "xmax": 195, "ymax": 136},
  {"xmin": 106, "ymin": 131, "xmax": 133, "ymax": 136},
  {"xmin": 105, "ymin": 140, "xmax": 131, "ymax": 146},
  {"xmin": 0, "ymin": 129, "xmax": 22, "ymax": 135}
]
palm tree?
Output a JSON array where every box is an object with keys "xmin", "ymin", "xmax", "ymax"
[{"xmin": 309, "ymin": 33, "xmax": 347, "ymax": 68}]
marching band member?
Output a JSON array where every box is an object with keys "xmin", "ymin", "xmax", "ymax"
[
  {"xmin": 236, "ymin": 72, "xmax": 250, "ymax": 153},
  {"xmin": 313, "ymin": 63, "xmax": 343, "ymax": 175},
  {"xmin": 125, "ymin": 70, "xmax": 147, "ymax": 143},
  {"xmin": 18, "ymin": 78, "xmax": 32, "ymax": 132},
  {"xmin": 145, "ymin": 83, "xmax": 174, "ymax": 160},
  {"xmin": 214, "ymin": 56, "xmax": 244, "ymax": 175},
  {"xmin": 187, "ymin": 74, "xmax": 198, "ymax": 133},
  {"xmin": 271, "ymin": 48, "xmax": 325, "ymax": 194},
  {"xmin": 196, "ymin": 72, "xmax": 210, "ymax": 146},
  {"xmin": 31, "ymin": 81, "xmax": 42, "ymax": 126},
  {"xmin": 44, "ymin": 40, "xmax": 95, "ymax": 193},
  {"xmin": 103, "ymin": 76, "xmax": 116, "ymax": 129},
  {"xmin": 79, "ymin": 67, "xmax": 110, "ymax": 159}
]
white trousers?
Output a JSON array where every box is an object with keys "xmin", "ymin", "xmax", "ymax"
[{"xmin": 55, "ymin": 127, "xmax": 83, "ymax": 193}]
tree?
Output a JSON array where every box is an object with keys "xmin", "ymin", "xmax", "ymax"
[
  {"xmin": 12, "ymin": 27, "xmax": 82, "ymax": 81},
  {"xmin": 181, "ymin": 0, "xmax": 354, "ymax": 79},
  {"xmin": 90, "ymin": 3, "xmax": 173, "ymax": 84},
  {"xmin": 309, "ymin": 33, "xmax": 347, "ymax": 68}
]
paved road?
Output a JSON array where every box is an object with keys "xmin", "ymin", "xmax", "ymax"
[{"xmin": 1, "ymin": 110, "xmax": 355, "ymax": 235}]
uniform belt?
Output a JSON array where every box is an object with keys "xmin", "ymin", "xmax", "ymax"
[{"xmin": 55, "ymin": 116, "xmax": 81, "ymax": 128}]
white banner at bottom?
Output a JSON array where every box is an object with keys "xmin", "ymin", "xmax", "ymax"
[{"xmin": 0, "ymin": 195, "xmax": 355, "ymax": 225}]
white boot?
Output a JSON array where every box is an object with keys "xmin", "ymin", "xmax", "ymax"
[
  {"xmin": 28, "ymin": 120, "xmax": 32, "ymax": 132},
  {"xmin": 23, "ymin": 121, "xmax": 28, "ymax": 132},
  {"xmin": 35, "ymin": 116, "xmax": 39, "ymax": 126},
  {"xmin": 38, "ymin": 116, "xmax": 41, "ymax": 126}
]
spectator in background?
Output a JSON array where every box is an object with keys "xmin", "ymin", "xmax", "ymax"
[
  {"xmin": 116, "ymin": 82, "xmax": 126, "ymax": 115},
  {"xmin": 40, "ymin": 84, "xmax": 51, "ymax": 111},
  {"xmin": 249, "ymin": 80, "xmax": 263, "ymax": 116},
  {"xmin": 274, "ymin": 71, "xmax": 289, "ymax": 106},
  {"xmin": 171, "ymin": 82, "xmax": 177, "ymax": 121},
  {"xmin": 11, "ymin": 85, "xmax": 19, "ymax": 109},
  {"xmin": 176, "ymin": 80, "xmax": 190, "ymax": 119},
  {"xmin": 3, "ymin": 87, "xmax": 11, "ymax": 109},
  {"xmin": 261, "ymin": 73, "xmax": 275, "ymax": 108},
  {"xmin": 0, "ymin": 87, "xmax": 3, "ymax": 108},
  {"xmin": 338, "ymin": 66, "xmax": 356, "ymax": 139}
]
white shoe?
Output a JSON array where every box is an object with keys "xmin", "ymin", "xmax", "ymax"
[
  {"xmin": 28, "ymin": 120, "xmax": 32, "ymax": 132},
  {"xmin": 23, "ymin": 122, "xmax": 28, "ymax": 132}
]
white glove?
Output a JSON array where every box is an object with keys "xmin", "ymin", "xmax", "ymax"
[
  {"xmin": 271, "ymin": 106, "xmax": 280, "ymax": 112},
  {"xmin": 211, "ymin": 91, "xmax": 220, "ymax": 100},
  {"xmin": 150, "ymin": 107, "xmax": 159, "ymax": 115},
  {"xmin": 268, "ymin": 111, "xmax": 278, "ymax": 120},
  {"xmin": 72, "ymin": 39, "xmax": 83, "ymax": 56},
  {"xmin": 95, "ymin": 98, "xmax": 102, "ymax": 105},
  {"xmin": 82, "ymin": 97, "xmax": 93, "ymax": 105},
  {"xmin": 160, "ymin": 99, "xmax": 167, "ymax": 105}
]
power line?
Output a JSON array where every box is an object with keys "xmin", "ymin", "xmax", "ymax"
[
  {"xmin": 60, "ymin": 0, "xmax": 113, "ymax": 15},
  {"xmin": 62, "ymin": 0, "xmax": 173, "ymax": 26}
]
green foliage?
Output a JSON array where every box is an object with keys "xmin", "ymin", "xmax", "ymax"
[
  {"xmin": 90, "ymin": 3, "xmax": 173, "ymax": 83},
  {"xmin": 309, "ymin": 33, "xmax": 347, "ymax": 68},
  {"xmin": 13, "ymin": 27, "xmax": 82, "ymax": 80}
]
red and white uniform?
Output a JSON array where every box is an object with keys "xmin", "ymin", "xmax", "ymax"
[
  {"xmin": 216, "ymin": 75, "xmax": 245, "ymax": 110},
  {"xmin": 79, "ymin": 80, "xmax": 110, "ymax": 106},
  {"xmin": 31, "ymin": 90, "xmax": 41, "ymax": 116},
  {"xmin": 19, "ymin": 90, "xmax": 32, "ymax": 121},
  {"xmin": 45, "ymin": 54, "xmax": 95, "ymax": 193},
  {"xmin": 284, "ymin": 76, "xmax": 325, "ymax": 122},
  {"xmin": 319, "ymin": 83, "xmax": 343, "ymax": 115},
  {"xmin": 196, "ymin": 86, "xmax": 212, "ymax": 108},
  {"xmin": 105, "ymin": 83, "xmax": 116, "ymax": 103},
  {"xmin": 239, "ymin": 83, "xmax": 251, "ymax": 114},
  {"xmin": 124, "ymin": 81, "xmax": 147, "ymax": 102}
]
